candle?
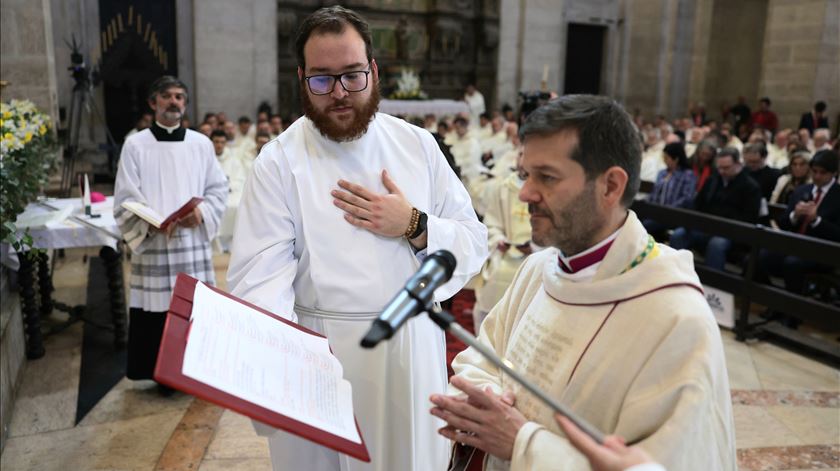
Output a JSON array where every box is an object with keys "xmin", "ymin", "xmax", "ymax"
[{"xmin": 542, "ymin": 64, "xmax": 549, "ymax": 83}]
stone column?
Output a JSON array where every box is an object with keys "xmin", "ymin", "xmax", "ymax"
[
  {"xmin": 193, "ymin": 0, "xmax": 278, "ymax": 121},
  {"xmin": 758, "ymin": 0, "xmax": 839, "ymax": 129},
  {"xmin": 0, "ymin": 0, "xmax": 59, "ymax": 124}
]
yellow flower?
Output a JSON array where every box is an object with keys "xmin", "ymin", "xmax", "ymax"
[
  {"xmin": 3, "ymin": 132, "xmax": 12, "ymax": 141},
  {"xmin": 24, "ymin": 131, "xmax": 33, "ymax": 143},
  {"xmin": 2, "ymin": 111, "xmax": 11, "ymax": 119},
  {"xmin": 39, "ymin": 125, "xmax": 47, "ymax": 135}
]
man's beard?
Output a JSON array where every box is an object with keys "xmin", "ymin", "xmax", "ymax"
[
  {"xmin": 163, "ymin": 108, "xmax": 183, "ymax": 123},
  {"xmin": 301, "ymin": 84, "xmax": 380, "ymax": 142},
  {"xmin": 528, "ymin": 180, "xmax": 605, "ymax": 256}
]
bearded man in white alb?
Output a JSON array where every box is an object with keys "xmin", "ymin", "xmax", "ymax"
[
  {"xmin": 430, "ymin": 95, "xmax": 736, "ymax": 471},
  {"xmin": 114, "ymin": 76, "xmax": 228, "ymax": 388},
  {"xmin": 227, "ymin": 6, "xmax": 487, "ymax": 471}
]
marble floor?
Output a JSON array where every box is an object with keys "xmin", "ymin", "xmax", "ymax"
[{"xmin": 1, "ymin": 248, "xmax": 838, "ymax": 470}]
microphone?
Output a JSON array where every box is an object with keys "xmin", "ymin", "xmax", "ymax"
[{"xmin": 360, "ymin": 250, "xmax": 457, "ymax": 348}]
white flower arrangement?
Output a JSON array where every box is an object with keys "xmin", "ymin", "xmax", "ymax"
[
  {"xmin": 1, "ymin": 99, "xmax": 57, "ymax": 250},
  {"xmin": 390, "ymin": 67, "xmax": 428, "ymax": 100},
  {"xmin": 1, "ymin": 99, "xmax": 51, "ymax": 158}
]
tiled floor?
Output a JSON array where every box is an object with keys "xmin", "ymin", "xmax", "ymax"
[{"xmin": 1, "ymin": 248, "xmax": 838, "ymax": 470}]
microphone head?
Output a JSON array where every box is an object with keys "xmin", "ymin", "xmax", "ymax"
[{"xmin": 429, "ymin": 250, "xmax": 457, "ymax": 279}]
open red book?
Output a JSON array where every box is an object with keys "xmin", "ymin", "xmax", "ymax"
[
  {"xmin": 121, "ymin": 196, "xmax": 203, "ymax": 230},
  {"xmin": 154, "ymin": 273, "xmax": 370, "ymax": 462}
]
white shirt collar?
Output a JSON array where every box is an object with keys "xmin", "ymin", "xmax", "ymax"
[
  {"xmin": 155, "ymin": 121, "xmax": 180, "ymax": 134},
  {"xmin": 815, "ymin": 177, "xmax": 836, "ymax": 197}
]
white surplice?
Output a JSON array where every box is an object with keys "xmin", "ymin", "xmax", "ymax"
[
  {"xmin": 227, "ymin": 112, "xmax": 488, "ymax": 471},
  {"xmin": 114, "ymin": 128, "xmax": 228, "ymax": 312}
]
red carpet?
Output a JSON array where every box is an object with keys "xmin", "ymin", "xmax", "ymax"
[{"xmin": 445, "ymin": 289, "xmax": 477, "ymax": 377}]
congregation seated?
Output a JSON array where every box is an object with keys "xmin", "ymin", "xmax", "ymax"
[
  {"xmin": 770, "ymin": 150, "xmax": 812, "ymax": 207},
  {"xmin": 768, "ymin": 128, "xmax": 791, "ymax": 168},
  {"xmin": 798, "ymin": 101, "xmax": 829, "ymax": 135},
  {"xmin": 813, "ymin": 128, "xmax": 833, "ymax": 152},
  {"xmin": 640, "ymin": 126, "xmax": 666, "ymax": 182},
  {"xmin": 642, "ymin": 142, "xmax": 697, "ymax": 240},
  {"xmin": 757, "ymin": 150, "xmax": 840, "ymax": 295},
  {"xmin": 689, "ymin": 140, "xmax": 717, "ymax": 192},
  {"xmin": 670, "ymin": 147, "xmax": 762, "ymax": 271},
  {"xmin": 743, "ymin": 143, "xmax": 781, "ymax": 202}
]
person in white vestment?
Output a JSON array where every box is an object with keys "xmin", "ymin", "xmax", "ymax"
[
  {"xmin": 113, "ymin": 76, "xmax": 228, "ymax": 389},
  {"xmin": 465, "ymin": 83, "xmax": 486, "ymax": 131},
  {"xmin": 481, "ymin": 117, "xmax": 509, "ymax": 165},
  {"xmin": 270, "ymin": 114, "xmax": 285, "ymax": 138},
  {"xmin": 222, "ymin": 120, "xmax": 238, "ymax": 147},
  {"xmin": 226, "ymin": 6, "xmax": 487, "ymax": 471},
  {"xmin": 430, "ymin": 95, "xmax": 736, "ymax": 471},
  {"xmin": 234, "ymin": 116, "xmax": 255, "ymax": 151},
  {"xmin": 211, "ymin": 130, "xmax": 247, "ymax": 252},
  {"xmin": 474, "ymin": 113, "xmax": 494, "ymax": 141},
  {"xmin": 489, "ymin": 123, "xmax": 521, "ymax": 180},
  {"xmin": 450, "ymin": 116, "xmax": 485, "ymax": 184},
  {"xmin": 474, "ymin": 153, "xmax": 535, "ymax": 330}
]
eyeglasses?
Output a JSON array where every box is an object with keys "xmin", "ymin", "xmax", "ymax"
[{"xmin": 304, "ymin": 69, "xmax": 371, "ymax": 95}]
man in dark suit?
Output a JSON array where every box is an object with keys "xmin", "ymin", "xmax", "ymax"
[
  {"xmin": 743, "ymin": 143, "xmax": 782, "ymax": 200},
  {"xmin": 758, "ymin": 150, "xmax": 839, "ymax": 294},
  {"xmin": 798, "ymin": 101, "xmax": 829, "ymax": 136},
  {"xmin": 670, "ymin": 147, "xmax": 763, "ymax": 270}
]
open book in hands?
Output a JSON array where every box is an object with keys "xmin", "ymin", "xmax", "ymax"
[{"xmin": 121, "ymin": 197, "xmax": 203, "ymax": 230}]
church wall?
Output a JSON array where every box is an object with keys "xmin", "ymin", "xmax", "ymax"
[
  {"xmin": 758, "ymin": 0, "xmax": 840, "ymax": 131},
  {"xmin": 496, "ymin": 0, "xmax": 522, "ymax": 109},
  {"xmin": 496, "ymin": 0, "xmax": 623, "ymax": 112},
  {"xmin": 618, "ymin": 0, "xmax": 667, "ymax": 118},
  {"xmin": 495, "ymin": 0, "xmax": 566, "ymax": 110},
  {"xmin": 1, "ymin": 0, "xmax": 59, "ymax": 125},
  {"xmin": 702, "ymin": 0, "xmax": 769, "ymax": 124},
  {"xmin": 193, "ymin": 0, "xmax": 278, "ymax": 122},
  {"xmin": 47, "ymin": 0, "xmax": 110, "ymax": 162}
]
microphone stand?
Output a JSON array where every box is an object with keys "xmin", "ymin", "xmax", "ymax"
[{"xmin": 426, "ymin": 304, "xmax": 606, "ymax": 444}]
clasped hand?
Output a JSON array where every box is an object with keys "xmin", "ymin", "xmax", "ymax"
[
  {"xmin": 332, "ymin": 169, "xmax": 413, "ymax": 238},
  {"xmin": 794, "ymin": 201, "xmax": 817, "ymax": 220},
  {"xmin": 429, "ymin": 376, "xmax": 526, "ymax": 461}
]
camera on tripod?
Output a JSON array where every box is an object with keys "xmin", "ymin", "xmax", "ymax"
[
  {"xmin": 518, "ymin": 90, "xmax": 551, "ymax": 119},
  {"xmin": 66, "ymin": 36, "xmax": 100, "ymax": 90}
]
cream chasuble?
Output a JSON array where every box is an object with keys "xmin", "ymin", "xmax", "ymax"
[
  {"xmin": 475, "ymin": 173, "xmax": 533, "ymax": 316},
  {"xmin": 227, "ymin": 113, "xmax": 488, "ymax": 471},
  {"xmin": 451, "ymin": 211, "xmax": 736, "ymax": 471}
]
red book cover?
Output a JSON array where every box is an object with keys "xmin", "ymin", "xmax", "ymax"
[
  {"xmin": 154, "ymin": 273, "xmax": 370, "ymax": 462},
  {"xmin": 160, "ymin": 196, "xmax": 203, "ymax": 230}
]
